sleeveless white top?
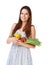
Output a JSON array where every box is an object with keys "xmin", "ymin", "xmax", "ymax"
[{"xmin": 6, "ymin": 29, "xmax": 33, "ymax": 65}]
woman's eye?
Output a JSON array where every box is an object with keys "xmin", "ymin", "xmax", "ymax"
[
  {"xmin": 21, "ymin": 13, "xmax": 23, "ymax": 14},
  {"xmin": 26, "ymin": 13, "xmax": 28, "ymax": 15},
  {"xmin": 21, "ymin": 13, "xmax": 28, "ymax": 15}
]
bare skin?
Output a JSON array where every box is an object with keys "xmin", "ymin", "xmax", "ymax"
[
  {"xmin": 6, "ymin": 23, "xmax": 36, "ymax": 48},
  {"xmin": 6, "ymin": 9, "xmax": 36, "ymax": 48}
]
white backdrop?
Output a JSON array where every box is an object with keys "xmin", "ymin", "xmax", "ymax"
[{"xmin": 0, "ymin": 0, "xmax": 48, "ymax": 65}]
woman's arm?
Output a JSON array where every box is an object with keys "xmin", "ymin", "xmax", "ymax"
[
  {"xmin": 23, "ymin": 25, "xmax": 36, "ymax": 48},
  {"xmin": 21, "ymin": 42, "xmax": 36, "ymax": 48},
  {"xmin": 6, "ymin": 23, "xmax": 17, "ymax": 44},
  {"xmin": 18, "ymin": 25, "xmax": 36, "ymax": 48}
]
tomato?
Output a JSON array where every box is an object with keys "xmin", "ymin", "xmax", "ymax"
[{"xmin": 21, "ymin": 37, "xmax": 26, "ymax": 42}]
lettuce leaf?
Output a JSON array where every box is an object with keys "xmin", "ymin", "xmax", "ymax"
[{"xmin": 25, "ymin": 37, "xmax": 41, "ymax": 46}]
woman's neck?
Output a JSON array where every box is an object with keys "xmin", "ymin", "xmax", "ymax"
[
  {"xmin": 19, "ymin": 22, "xmax": 27, "ymax": 31},
  {"xmin": 22, "ymin": 22, "xmax": 27, "ymax": 28}
]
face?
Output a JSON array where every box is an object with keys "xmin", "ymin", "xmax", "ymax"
[{"xmin": 20, "ymin": 9, "xmax": 30, "ymax": 22}]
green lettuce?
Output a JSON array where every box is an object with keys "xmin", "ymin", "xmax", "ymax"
[{"xmin": 25, "ymin": 37, "xmax": 41, "ymax": 46}]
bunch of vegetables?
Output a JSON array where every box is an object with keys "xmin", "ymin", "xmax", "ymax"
[
  {"xmin": 25, "ymin": 37, "xmax": 41, "ymax": 46},
  {"xmin": 12, "ymin": 33, "xmax": 26, "ymax": 42},
  {"xmin": 12, "ymin": 33, "xmax": 41, "ymax": 46}
]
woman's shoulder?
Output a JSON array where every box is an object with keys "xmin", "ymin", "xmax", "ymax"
[
  {"xmin": 12, "ymin": 23, "xmax": 17, "ymax": 27},
  {"xmin": 31, "ymin": 24, "xmax": 35, "ymax": 29},
  {"xmin": 11, "ymin": 23, "xmax": 17, "ymax": 30},
  {"xmin": 13, "ymin": 23, "xmax": 17, "ymax": 26},
  {"xmin": 30, "ymin": 24, "xmax": 36, "ymax": 38},
  {"xmin": 31, "ymin": 24, "xmax": 36, "ymax": 33}
]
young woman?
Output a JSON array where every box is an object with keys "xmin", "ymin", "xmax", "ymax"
[{"xmin": 6, "ymin": 6, "xmax": 36, "ymax": 65}]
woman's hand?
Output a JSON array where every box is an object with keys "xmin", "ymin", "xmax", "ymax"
[
  {"xmin": 16, "ymin": 40, "xmax": 24, "ymax": 46},
  {"xmin": 11, "ymin": 37, "xmax": 19, "ymax": 44},
  {"xmin": 11, "ymin": 37, "xmax": 24, "ymax": 45}
]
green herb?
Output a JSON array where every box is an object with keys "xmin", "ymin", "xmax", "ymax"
[
  {"xmin": 11, "ymin": 34, "xmax": 14, "ymax": 37},
  {"xmin": 25, "ymin": 37, "xmax": 41, "ymax": 46}
]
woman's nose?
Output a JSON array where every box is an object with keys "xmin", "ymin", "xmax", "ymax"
[{"xmin": 23, "ymin": 14, "xmax": 26, "ymax": 17}]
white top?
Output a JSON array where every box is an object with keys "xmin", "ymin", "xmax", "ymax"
[{"xmin": 15, "ymin": 29, "xmax": 26, "ymax": 38}]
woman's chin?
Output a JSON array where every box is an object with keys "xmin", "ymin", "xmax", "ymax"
[{"xmin": 21, "ymin": 20, "xmax": 27, "ymax": 22}]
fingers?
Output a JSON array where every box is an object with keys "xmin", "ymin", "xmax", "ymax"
[{"xmin": 12, "ymin": 38, "xmax": 21, "ymax": 45}]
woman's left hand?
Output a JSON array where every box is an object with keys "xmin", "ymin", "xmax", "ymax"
[{"xmin": 16, "ymin": 40, "xmax": 24, "ymax": 46}]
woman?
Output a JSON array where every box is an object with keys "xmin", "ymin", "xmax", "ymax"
[{"xmin": 6, "ymin": 6, "xmax": 36, "ymax": 65}]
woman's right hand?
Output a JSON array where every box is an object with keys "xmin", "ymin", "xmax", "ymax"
[
  {"xmin": 7, "ymin": 36, "xmax": 20, "ymax": 45},
  {"xmin": 11, "ymin": 37, "xmax": 19, "ymax": 45}
]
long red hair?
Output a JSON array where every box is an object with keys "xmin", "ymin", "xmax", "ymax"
[{"xmin": 12, "ymin": 6, "xmax": 33, "ymax": 37}]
